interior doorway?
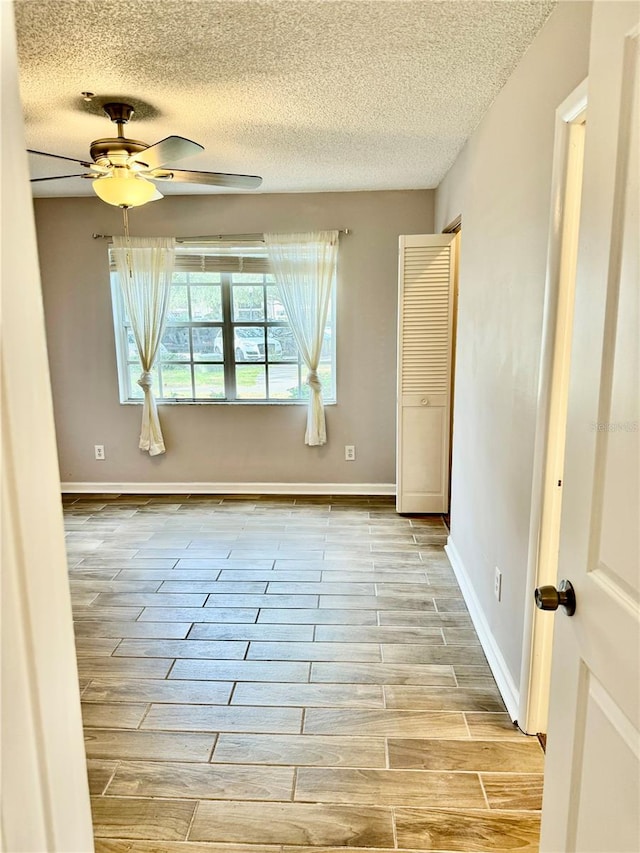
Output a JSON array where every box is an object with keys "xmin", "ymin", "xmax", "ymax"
[{"xmin": 519, "ymin": 81, "xmax": 588, "ymax": 735}]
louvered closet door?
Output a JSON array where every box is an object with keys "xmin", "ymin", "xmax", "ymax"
[{"xmin": 397, "ymin": 234, "xmax": 455, "ymax": 513}]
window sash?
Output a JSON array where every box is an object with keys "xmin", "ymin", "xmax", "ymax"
[{"xmin": 111, "ymin": 266, "xmax": 335, "ymax": 404}]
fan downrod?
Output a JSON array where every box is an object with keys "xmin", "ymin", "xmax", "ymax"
[{"xmin": 90, "ymin": 102, "xmax": 148, "ymax": 164}]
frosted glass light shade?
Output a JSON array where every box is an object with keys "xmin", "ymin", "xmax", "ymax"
[{"xmin": 93, "ymin": 170, "xmax": 157, "ymax": 208}]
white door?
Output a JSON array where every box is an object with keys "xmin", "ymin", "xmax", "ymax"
[
  {"xmin": 396, "ymin": 234, "xmax": 456, "ymax": 514},
  {"xmin": 540, "ymin": 3, "xmax": 640, "ymax": 851}
]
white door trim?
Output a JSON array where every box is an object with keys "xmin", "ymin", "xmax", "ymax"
[{"xmin": 518, "ymin": 79, "xmax": 588, "ymax": 734}]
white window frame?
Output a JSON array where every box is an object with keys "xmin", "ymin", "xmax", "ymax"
[{"xmin": 110, "ymin": 244, "xmax": 337, "ymax": 405}]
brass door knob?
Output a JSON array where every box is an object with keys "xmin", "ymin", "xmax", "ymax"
[{"xmin": 534, "ymin": 579, "xmax": 576, "ymax": 616}]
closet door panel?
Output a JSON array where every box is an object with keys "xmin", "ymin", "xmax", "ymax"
[
  {"xmin": 399, "ymin": 404, "xmax": 447, "ymax": 512},
  {"xmin": 397, "ymin": 234, "xmax": 455, "ymax": 514}
]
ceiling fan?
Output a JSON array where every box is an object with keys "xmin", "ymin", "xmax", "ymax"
[{"xmin": 28, "ymin": 102, "xmax": 262, "ymax": 208}]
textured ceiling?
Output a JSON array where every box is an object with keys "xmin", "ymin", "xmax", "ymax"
[{"xmin": 16, "ymin": 0, "xmax": 555, "ymax": 197}]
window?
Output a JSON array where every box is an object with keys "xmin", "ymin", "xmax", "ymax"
[{"xmin": 110, "ymin": 244, "xmax": 336, "ymax": 403}]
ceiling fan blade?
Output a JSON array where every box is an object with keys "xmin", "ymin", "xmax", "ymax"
[
  {"xmin": 27, "ymin": 148, "xmax": 94, "ymax": 168},
  {"xmin": 128, "ymin": 136, "xmax": 204, "ymax": 170},
  {"xmin": 149, "ymin": 168, "xmax": 262, "ymax": 190},
  {"xmin": 30, "ymin": 174, "xmax": 90, "ymax": 182},
  {"xmin": 149, "ymin": 188, "xmax": 164, "ymax": 202}
]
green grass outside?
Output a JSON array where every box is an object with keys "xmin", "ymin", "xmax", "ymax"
[{"xmin": 130, "ymin": 362, "xmax": 333, "ymax": 401}]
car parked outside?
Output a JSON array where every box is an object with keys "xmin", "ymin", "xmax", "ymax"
[{"xmin": 213, "ymin": 327, "xmax": 283, "ymax": 361}]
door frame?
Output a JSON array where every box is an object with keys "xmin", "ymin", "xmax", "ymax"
[
  {"xmin": 441, "ymin": 218, "xmax": 462, "ymax": 528},
  {"xmin": 518, "ymin": 79, "xmax": 588, "ymax": 734},
  {"xmin": 1, "ymin": 4, "xmax": 94, "ymax": 849}
]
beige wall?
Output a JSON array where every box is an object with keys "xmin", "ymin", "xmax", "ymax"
[
  {"xmin": 34, "ymin": 190, "xmax": 434, "ymax": 487},
  {"xmin": 434, "ymin": 1, "xmax": 592, "ymax": 690}
]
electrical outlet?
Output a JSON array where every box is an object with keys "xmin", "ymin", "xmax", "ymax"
[
  {"xmin": 94, "ymin": 445, "xmax": 105, "ymax": 460},
  {"xmin": 494, "ymin": 567, "xmax": 502, "ymax": 602},
  {"xmin": 344, "ymin": 445, "xmax": 356, "ymax": 461}
]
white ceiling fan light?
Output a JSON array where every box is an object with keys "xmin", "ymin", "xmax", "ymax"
[{"xmin": 92, "ymin": 167, "xmax": 158, "ymax": 208}]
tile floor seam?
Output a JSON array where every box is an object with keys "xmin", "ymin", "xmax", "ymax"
[
  {"xmin": 184, "ymin": 797, "xmax": 201, "ymax": 841},
  {"xmin": 98, "ymin": 761, "xmax": 117, "ymax": 797},
  {"xmin": 389, "ymin": 804, "xmax": 400, "ymax": 849},
  {"xmin": 207, "ymin": 734, "xmax": 219, "ymax": 762},
  {"xmin": 227, "ymin": 681, "xmax": 238, "ymax": 705},
  {"xmin": 136, "ymin": 702, "xmax": 153, "ymax": 729}
]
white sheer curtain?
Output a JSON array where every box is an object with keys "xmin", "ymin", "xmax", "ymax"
[
  {"xmin": 112, "ymin": 236, "xmax": 176, "ymax": 456},
  {"xmin": 264, "ymin": 231, "xmax": 338, "ymax": 445}
]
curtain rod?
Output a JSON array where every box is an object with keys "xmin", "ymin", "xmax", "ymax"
[{"xmin": 92, "ymin": 229, "xmax": 350, "ymax": 242}]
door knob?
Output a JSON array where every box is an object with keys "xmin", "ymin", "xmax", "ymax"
[{"xmin": 534, "ymin": 579, "xmax": 576, "ymax": 616}]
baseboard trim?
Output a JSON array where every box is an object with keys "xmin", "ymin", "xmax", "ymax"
[
  {"xmin": 445, "ymin": 536, "xmax": 520, "ymax": 721},
  {"xmin": 61, "ymin": 481, "xmax": 397, "ymax": 496}
]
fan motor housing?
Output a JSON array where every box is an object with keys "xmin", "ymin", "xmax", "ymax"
[{"xmin": 90, "ymin": 137, "xmax": 149, "ymax": 165}]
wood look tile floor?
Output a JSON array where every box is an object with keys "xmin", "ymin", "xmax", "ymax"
[{"xmin": 65, "ymin": 495, "xmax": 544, "ymax": 852}]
